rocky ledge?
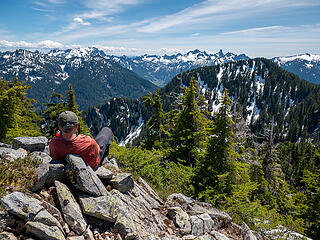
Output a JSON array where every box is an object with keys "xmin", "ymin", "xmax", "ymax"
[{"xmin": 0, "ymin": 137, "xmax": 271, "ymax": 240}]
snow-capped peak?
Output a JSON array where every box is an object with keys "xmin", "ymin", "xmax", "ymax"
[
  {"xmin": 274, "ymin": 53, "xmax": 320, "ymax": 64},
  {"xmin": 48, "ymin": 47, "xmax": 106, "ymax": 59}
]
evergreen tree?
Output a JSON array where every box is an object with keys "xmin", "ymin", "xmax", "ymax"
[
  {"xmin": 43, "ymin": 84, "xmax": 90, "ymax": 138},
  {"xmin": 194, "ymin": 89, "xmax": 235, "ymax": 204},
  {"xmin": 0, "ymin": 78, "xmax": 41, "ymax": 142},
  {"xmin": 65, "ymin": 84, "xmax": 90, "ymax": 135},
  {"xmin": 143, "ymin": 91, "xmax": 165, "ymax": 149},
  {"xmin": 167, "ymin": 76, "xmax": 210, "ymax": 166}
]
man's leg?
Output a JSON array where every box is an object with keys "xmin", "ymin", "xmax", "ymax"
[{"xmin": 94, "ymin": 127, "xmax": 113, "ymax": 166}]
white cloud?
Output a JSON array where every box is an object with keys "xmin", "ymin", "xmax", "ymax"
[
  {"xmin": 73, "ymin": 17, "xmax": 91, "ymax": 26},
  {"xmin": 78, "ymin": 0, "xmax": 143, "ymax": 21},
  {"xmin": 192, "ymin": 33, "xmax": 201, "ymax": 37},
  {"xmin": 138, "ymin": 0, "xmax": 320, "ymax": 33},
  {"xmin": 0, "ymin": 40, "xmax": 64, "ymax": 49}
]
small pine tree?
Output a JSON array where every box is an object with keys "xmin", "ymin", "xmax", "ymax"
[
  {"xmin": 167, "ymin": 76, "xmax": 210, "ymax": 166},
  {"xmin": 0, "ymin": 78, "xmax": 41, "ymax": 142},
  {"xmin": 43, "ymin": 84, "xmax": 90, "ymax": 138},
  {"xmin": 194, "ymin": 89, "xmax": 235, "ymax": 203},
  {"xmin": 143, "ymin": 91, "xmax": 165, "ymax": 149},
  {"xmin": 65, "ymin": 84, "xmax": 90, "ymax": 135}
]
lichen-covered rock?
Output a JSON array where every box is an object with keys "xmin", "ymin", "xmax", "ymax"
[
  {"xmin": 32, "ymin": 160, "xmax": 65, "ymax": 192},
  {"xmin": 95, "ymin": 166, "xmax": 113, "ymax": 179},
  {"xmin": 165, "ymin": 193, "xmax": 195, "ymax": 209},
  {"xmin": 0, "ymin": 231, "xmax": 17, "ymax": 240},
  {"xmin": 67, "ymin": 236, "xmax": 85, "ymax": 240},
  {"xmin": 103, "ymin": 158, "xmax": 120, "ymax": 172},
  {"xmin": 198, "ymin": 213, "xmax": 214, "ymax": 233},
  {"xmin": 167, "ymin": 207, "xmax": 189, "ymax": 228},
  {"xmin": 190, "ymin": 216, "xmax": 203, "ymax": 236},
  {"xmin": 30, "ymin": 151, "xmax": 52, "ymax": 164},
  {"xmin": 0, "ymin": 147, "xmax": 26, "ymax": 161},
  {"xmin": 110, "ymin": 173, "xmax": 134, "ymax": 193},
  {"xmin": 66, "ymin": 154, "xmax": 109, "ymax": 196},
  {"xmin": 54, "ymin": 180, "xmax": 87, "ymax": 235},
  {"xmin": 241, "ymin": 223, "xmax": 257, "ymax": 240},
  {"xmin": 0, "ymin": 192, "xmax": 44, "ymax": 220},
  {"xmin": 25, "ymin": 221, "xmax": 65, "ymax": 240},
  {"xmin": 34, "ymin": 209, "xmax": 64, "ymax": 234},
  {"xmin": 137, "ymin": 177, "xmax": 163, "ymax": 205},
  {"xmin": 12, "ymin": 136, "xmax": 48, "ymax": 152},
  {"xmin": 0, "ymin": 142, "xmax": 12, "ymax": 148},
  {"xmin": 210, "ymin": 230, "xmax": 230, "ymax": 240},
  {"xmin": 79, "ymin": 195, "xmax": 115, "ymax": 222}
]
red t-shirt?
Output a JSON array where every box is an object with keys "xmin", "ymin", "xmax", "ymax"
[{"xmin": 49, "ymin": 133, "xmax": 100, "ymax": 169}]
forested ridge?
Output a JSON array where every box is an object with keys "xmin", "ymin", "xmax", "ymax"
[{"xmin": 0, "ymin": 57, "xmax": 319, "ymax": 239}]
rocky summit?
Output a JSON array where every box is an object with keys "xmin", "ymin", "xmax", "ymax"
[{"xmin": 0, "ymin": 137, "xmax": 306, "ymax": 240}]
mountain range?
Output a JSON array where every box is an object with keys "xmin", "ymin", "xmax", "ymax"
[
  {"xmin": 0, "ymin": 48, "xmax": 158, "ymax": 109},
  {"xmin": 1, "ymin": 47, "xmax": 319, "ymax": 111},
  {"xmin": 84, "ymin": 58, "xmax": 320, "ymax": 145},
  {"xmin": 107, "ymin": 49, "xmax": 249, "ymax": 87},
  {"xmin": 273, "ymin": 53, "xmax": 320, "ymax": 85}
]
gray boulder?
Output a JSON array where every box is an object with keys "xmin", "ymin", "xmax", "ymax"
[
  {"xmin": 137, "ymin": 177, "xmax": 163, "ymax": 204},
  {"xmin": 33, "ymin": 209, "xmax": 64, "ymax": 234},
  {"xmin": 12, "ymin": 136, "xmax": 48, "ymax": 152},
  {"xmin": 0, "ymin": 192, "xmax": 43, "ymax": 220},
  {"xmin": 95, "ymin": 166, "xmax": 113, "ymax": 179},
  {"xmin": 165, "ymin": 193, "xmax": 195, "ymax": 209},
  {"xmin": 32, "ymin": 159, "xmax": 65, "ymax": 192},
  {"xmin": 30, "ymin": 151, "xmax": 52, "ymax": 164},
  {"xmin": 0, "ymin": 142, "xmax": 12, "ymax": 148},
  {"xmin": 0, "ymin": 147, "xmax": 27, "ymax": 161},
  {"xmin": 0, "ymin": 232, "xmax": 17, "ymax": 240},
  {"xmin": 79, "ymin": 195, "xmax": 115, "ymax": 222},
  {"xmin": 103, "ymin": 158, "xmax": 120, "ymax": 172},
  {"xmin": 25, "ymin": 221, "xmax": 65, "ymax": 240},
  {"xmin": 198, "ymin": 213, "xmax": 214, "ymax": 234},
  {"xmin": 210, "ymin": 230, "xmax": 231, "ymax": 240},
  {"xmin": 190, "ymin": 216, "xmax": 203, "ymax": 236},
  {"xmin": 65, "ymin": 154, "xmax": 108, "ymax": 196},
  {"xmin": 167, "ymin": 207, "xmax": 189, "ymax": 229},
  {"xmin": 54, "ymin": 180, "xmax": 87, "ymax": 235},
  {"xmin": 241, "ymin": 223, "xmax": 257, "ymax": 240},
  {"xmin": 110, "ymin": 173, "xmax": 134, "ymax": 193}
]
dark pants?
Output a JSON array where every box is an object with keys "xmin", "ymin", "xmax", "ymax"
[{"xmin": 94, "ymin": 127, "xmax": 113, "ymax": 168}]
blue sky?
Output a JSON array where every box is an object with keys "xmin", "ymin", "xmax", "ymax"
[{"xmin": 0, "ymin": 0, "xmax": 319, "ymax": 57}]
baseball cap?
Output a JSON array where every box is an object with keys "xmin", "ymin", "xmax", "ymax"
[{"xmin": 58, "ymin": 111, "xmax": 78, "ymax": 131}]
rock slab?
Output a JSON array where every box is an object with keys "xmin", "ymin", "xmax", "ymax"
[
  {"xmin": 54, "ymin": 180, "xmax": 87, "ymax": 235},
  {"xmin": 13, "ymin": 136, "xmax": 48, "ymax": 152},
  {"xmin": 66, "ymin": 154, "xmax": 108, "ymax": 196}
]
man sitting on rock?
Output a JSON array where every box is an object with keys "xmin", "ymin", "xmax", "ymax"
[{"xmin": 49, "ymin": 111, "xmax": 113, "ymax": 170}]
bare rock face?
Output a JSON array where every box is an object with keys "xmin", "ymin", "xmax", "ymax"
[
  {"xmin": 12, "ymin": 136, "xmax": 48, "ymax": 152},
  {"xmin": 65, "ymin": 154, "xmax": 109, "ymax": 196}
]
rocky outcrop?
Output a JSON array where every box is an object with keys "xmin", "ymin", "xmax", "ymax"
[
  {"xmin": 0, "ymin": 136, "xmax": 268, "ymax": 240},
  {"xmin": 66, "ymin": 154, "xmax": 109, "ymax": 196},
  {"xmin": 12, "ymin": 137, "xmax": 48, "ymax": 152}
]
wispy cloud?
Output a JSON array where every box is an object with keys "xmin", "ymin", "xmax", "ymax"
[
  {"xmin": 0, "ymin": 40, "xmax": 64, "ymax": 49},
  {"xmin": 138, "ymin": 0, "xmax": 320, "ymax": 33},
  {"xmin": 31, "ymin": 7, "xmax": 54, "ymax": 12},
  {"xmin": 73, "ymin": 17, "xmax": 91, "ymax": 26},
  {"xmin": 77, "ymin": 0, "xmax": 144, "ymax": 21}
]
